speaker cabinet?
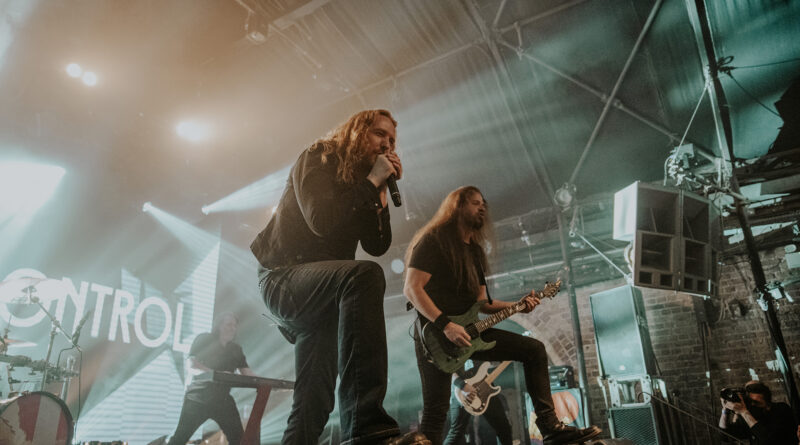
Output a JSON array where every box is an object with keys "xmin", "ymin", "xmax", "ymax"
[
  {"xmin": 609, "ymin": 404, "xmax": 665, "ymax": 445},
  {"xmin": 590, "ymin": 285, "xmax": 656, "ymax": 377},
  {"xmin": 614, "ymin": 181, "xmax": 719, "ymax": 296}
]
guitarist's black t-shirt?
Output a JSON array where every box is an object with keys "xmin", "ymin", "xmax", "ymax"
[{"xmin": 408, "ymin": 232, "xmax": 486, "ymax": 317}]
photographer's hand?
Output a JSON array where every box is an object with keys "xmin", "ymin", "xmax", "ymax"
[
  {"xmin": 728, "ymin": 394, "xmax": 759, "ymax": 428},
  {"xmin": 723, "ymin": 394, "xmax": 748, "ymax": 415}
]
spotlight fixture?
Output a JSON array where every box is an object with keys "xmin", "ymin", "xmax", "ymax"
[
  {"xmin": 176, "ymin": 121, "xmax": 210, "ymax": 142},
  {"xmin": 65, "ymin": 63, "xmax": 82, "ymax": 78},
  {"xmin": 201, "ymin": 205, "xmax": 210, "ymax": 216},
  {"xmin": 142, "ymin": 201, "xmax": 153, "ymax": 213},
  {"xmin": 81, "ymin": 71, "xmax": 98, "ymax": 86},
  {"xmin": 390, "ymin": 259, "xmax": 405, "ymax": 274}
]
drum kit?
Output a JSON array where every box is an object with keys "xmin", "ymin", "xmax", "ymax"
[{"xmin": 0, "ymin": 277, "xmax": 80, "ymax": 445}]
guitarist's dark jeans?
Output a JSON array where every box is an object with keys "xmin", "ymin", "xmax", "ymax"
[
  {"xmin": 260, "ymin": 260, "xmax": 401, "ymax": 445},
  {"xmin": 414, "ymin": 328, "xmax": 556, "ymax": 445},
  {"xmin": 443, "ymin": 393, "xmax": 512, "ymax": 445}
]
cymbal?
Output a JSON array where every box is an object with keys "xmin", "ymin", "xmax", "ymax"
[
  {"xmin": 0, "ymin": 277, "xmax": 47, "ymax": 290},
  {"xmin": 0, "ymin": 338, "xmax": 36, "ymax": 348},
  {"xmin": 0, "ymin": 277, "xmax": 65, "ymax": 304},
  {"xmin": 0, "ymin": 354, "xmax": 32, "ymax": 366}
]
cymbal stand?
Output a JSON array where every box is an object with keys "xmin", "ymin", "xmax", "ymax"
[
  {"xmin": 30, "ymin": 294, "xmax": 77, "ymax": 391},
  {"xmin": 3, "ymin": 312, "xmax": 14, "ymax": 397}
]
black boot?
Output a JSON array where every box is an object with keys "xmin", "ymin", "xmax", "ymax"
[
  {"xmin": 541, "ymin": 422, "xmax": 602, "ymax": 445},
  {"xmin": 379, "ymin": 431, "xmax": 431, "ymax": 445}
]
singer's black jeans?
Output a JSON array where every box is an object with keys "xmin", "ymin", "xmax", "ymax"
[
  {"xmin": 414, "ymin": 328, "xmax": 555, "ymax": 445},
  {"xmin": 260, "ymin": 260, "xmax": 400, "ymax": 445}
]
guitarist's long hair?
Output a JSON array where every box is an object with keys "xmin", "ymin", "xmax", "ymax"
[
  {"xmin": 312, "ymin": 109, "xmax": 397, "ymax": 184},
  {"xmin": 405, "ymin": 186, "xmax": 493, "ymax": 296}
]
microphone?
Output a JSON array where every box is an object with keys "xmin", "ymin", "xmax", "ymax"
[
  {"xmin": 380, "ymin": 145, "xmax": 402, "ymax": 207},
  {"xmin": 72, "ymin": 310, "xmax": 92, "ymax": 346},
  {"xmin": 387, "ymin": 174, "xmax": 401, "ymax": 207}
]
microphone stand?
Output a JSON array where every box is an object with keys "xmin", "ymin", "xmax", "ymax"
[{"xmin": 30, "ymin": 293, "xmax": 80, "ymax": 391}]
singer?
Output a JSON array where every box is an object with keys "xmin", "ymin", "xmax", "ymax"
[{"xmin": 252, "ymin": 110, "xmax": 428, "ymax": 445}]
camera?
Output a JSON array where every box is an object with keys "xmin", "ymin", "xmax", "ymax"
[{"xmin": 720, "ymin": 387, "xmax": 746, "ymax": 403}]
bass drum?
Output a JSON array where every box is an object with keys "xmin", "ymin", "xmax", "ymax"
[{"xmin": 0, "ymin": 391, "xmax": 73, "ymax": 445}]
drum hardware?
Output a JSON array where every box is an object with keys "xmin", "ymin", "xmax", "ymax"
[
  {"xmin": 60, "ymin": 355, "xmax": 76, "ymax": 400},
  {"xmin": 0, "ymin": 277, "xmax": 81, "ymax": 411},
  {"xmin": 28, "ymin": 292, "xmax": 81, "ymax": 391}
]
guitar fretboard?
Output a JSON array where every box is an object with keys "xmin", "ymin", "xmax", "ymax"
[{"xmin": 473, "ymin": 301, "xmax": 527, "ymax": 333}]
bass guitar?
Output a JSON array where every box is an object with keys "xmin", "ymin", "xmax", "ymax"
[
  {"xmin": 455, "ymin": 360, "xmax": 511, "ymax": 416},
  {"xmin": 421, "ymin": 280, "xmax": 561, "ymax": 373}
]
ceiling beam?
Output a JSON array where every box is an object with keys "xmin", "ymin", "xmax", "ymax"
[{"xmin": 567, "ymin": 0, "xmax": 664, "ymax": 186}]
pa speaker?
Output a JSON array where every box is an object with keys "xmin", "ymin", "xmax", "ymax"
[
  {"xmin": 590, "ymin": 285, "xmax": 656, "ymax": 377},
  {"xmin": 613, "ymin": 181, "xmax": 718, "ymax": 296}
]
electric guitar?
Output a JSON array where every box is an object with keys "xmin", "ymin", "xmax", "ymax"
[
  {"xmin": 455, "ymin": 360, "xmax": 511, "ymax": 416},
  {"xmin": 421, "ymin": 280, "xmax": 562, "ymax": 373}
]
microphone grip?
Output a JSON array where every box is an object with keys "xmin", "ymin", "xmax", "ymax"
[{"xmin": 386, "ymin": 174, "xmax": 401, "ymax": 207}]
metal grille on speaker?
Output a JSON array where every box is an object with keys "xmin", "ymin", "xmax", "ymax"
[{"xmin": 609, "ymin": 405, "xmax": 659, "ymax": 445}]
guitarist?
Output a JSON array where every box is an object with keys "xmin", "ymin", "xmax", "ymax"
[
  {"xmin": 404, "ymin": 186, "xmax": 601, "ymax": 445},
  {"xmin": 444, "ymin": 360, "xmax": 513, "ymax": 445}
]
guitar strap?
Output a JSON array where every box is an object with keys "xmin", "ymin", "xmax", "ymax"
[
  {"xmin": 476, "ymin": 260, "xmax": 492, "ymax": 305},
  {"xmin": 413, "ymin": 316, "xmax": 435, "ymax": 363}
]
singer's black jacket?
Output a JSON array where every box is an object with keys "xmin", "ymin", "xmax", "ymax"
[{"xmin": 250, "ymin": 144, "xmax": 392, "ymax": 269}]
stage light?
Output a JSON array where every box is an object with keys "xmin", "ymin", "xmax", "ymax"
[
  {"xmin": 390, "ymin": 259, "xmax": 404, "ymax": 274},
  {"xmin": 142, "ymin": 201, "xmax": 152, "ymax": 213},
  {"xmin": 0, "ymin": 161, "xmax": 65, "ymax": 216},
  {"xmin": 81, "ymin": 71, "xmax": 98, "ymax": 86},
  {"xmin": 201, "ymin": 165, "xmax": 290, "ymax": 214},
  {"xmin": 201, "ymin": 205, "xmax": 210, "ymax": 215},
  {"xmin": 65, "ymin": 63, "xmax": 82, "ymax": 78},
  {"xmin": 176, "ymin": 121, "xmax": 210, "ymax": 142}
]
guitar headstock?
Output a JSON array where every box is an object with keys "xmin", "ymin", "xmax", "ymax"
[{"xmin": 539, "ymin": 279, "xmax": 562, "ymax": 299}]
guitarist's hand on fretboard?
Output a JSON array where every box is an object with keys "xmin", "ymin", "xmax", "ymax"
[
  {"xmin": 444, "ymin": 322, "xmax": 472, "ymax": 347},
  {"xmin": 518, "ymin": 291, "xmax": 542, "ymax": 313}
]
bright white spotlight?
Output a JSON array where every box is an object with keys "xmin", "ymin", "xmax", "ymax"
[
  {"xmin": 0, "ymin": 161, "xmax": 65, "ymax": 216},
  {"xmin": 201, "ymin": 205, "xmax": 210, "ymax": 215},
  {"xmin": 176, "ymin": 121, "xmax": 210, "ymax": 142},
  {"xmin": 81, "ymin": 71, "xmax": 98, "ymax": 86},
  {"xmin": 142, "ymin": 201, "xmax": 153, "ymax": 213},
  {"xmin": 390, "ymin": 259, "xmax": 405, "ymax": 274},
  {"xmin": 65, "ymin": 63, "xmax": 82, "ymax": 78}
]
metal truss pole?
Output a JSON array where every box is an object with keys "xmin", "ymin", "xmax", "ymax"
[
  {"xmin": 685, "ymin": 0, "xmax": 800, "ymax": 420},
  {"xmin": 462, "ymin": 0, "xmax": 594, "ymax": 426}
]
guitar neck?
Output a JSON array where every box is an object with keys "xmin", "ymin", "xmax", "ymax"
[
  {"xmin": 473, "ymin": 300, "xmax": 527, "ymax": 334},
  {"xmin": 484, "ymin": 361, "xmax": 512, "ymax": 384}
]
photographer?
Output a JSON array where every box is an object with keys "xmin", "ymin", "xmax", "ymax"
[{"xmin": 718, "ymin": 381, "xmax": 798, "ymax": 444}]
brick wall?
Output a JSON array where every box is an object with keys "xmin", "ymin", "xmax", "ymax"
[{"xmin": 510, "ymin": 246, "xmax": 800, "ymax": 439}]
